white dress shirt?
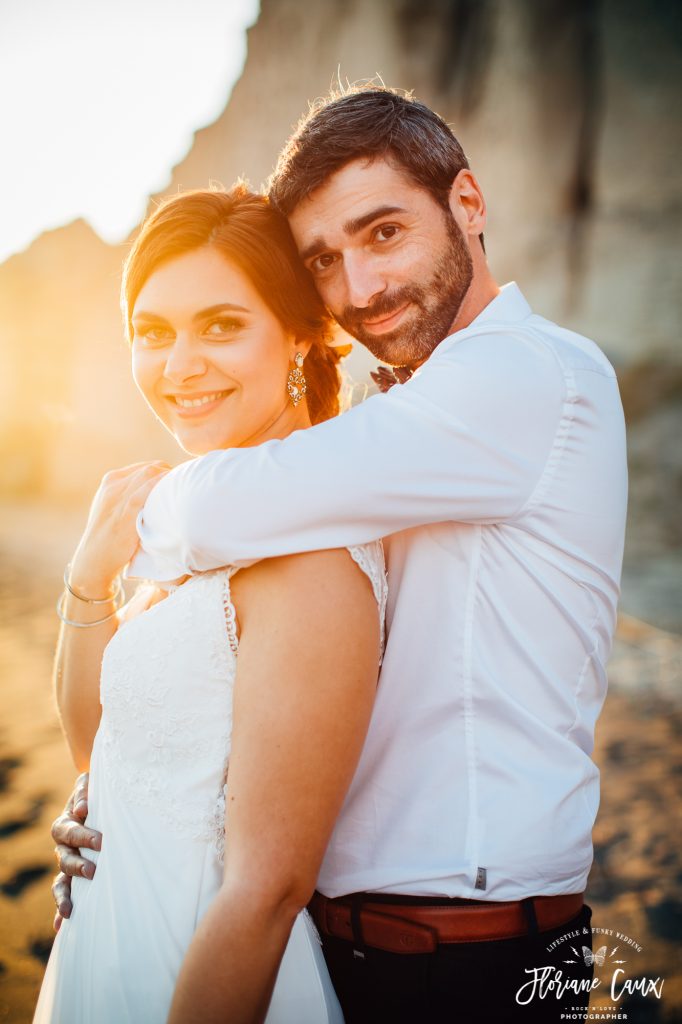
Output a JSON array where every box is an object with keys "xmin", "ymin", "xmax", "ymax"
[{"xmin": 131, "ymin": 283, "xmax": 628, "ymax": 900}]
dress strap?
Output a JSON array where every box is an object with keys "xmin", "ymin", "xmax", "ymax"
[
  {"xmin": 219, "ymin": 567, "xmax": 241, "ymax": 654},
  {"xmin": 347, "ymin": 540, "xmax": 388, "ymax": 662}
]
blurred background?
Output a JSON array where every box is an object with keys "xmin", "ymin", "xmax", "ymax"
[{"xmin": 0, "ymin": 0, "xmax": 680, "ymax": 1020}]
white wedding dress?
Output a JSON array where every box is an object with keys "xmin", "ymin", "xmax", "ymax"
[{"xmin": 34, "ymin": 543, "xmax": 386, "ymax": 1024}]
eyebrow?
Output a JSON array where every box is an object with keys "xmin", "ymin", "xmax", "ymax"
[
  {"xmin": 299, "ymin": 205, "xmax": 408, "ymax": 263},
  {"xmin": 132, "ymin": 302, "xmax": 250, "ymax": 323}
]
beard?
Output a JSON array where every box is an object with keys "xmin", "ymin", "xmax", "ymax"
[{"xmin": 333, "ymin": 210, "xmax": 474, "ymax": 368}]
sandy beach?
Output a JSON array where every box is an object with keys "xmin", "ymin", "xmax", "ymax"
[{"xmin": 1, "ymin": 499, "xmax": 680, "ymax": 1022}]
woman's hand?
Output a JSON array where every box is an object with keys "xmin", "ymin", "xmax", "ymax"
[
  {"xmin": 55, "ymin": 461, "xmax": 171, "ymax": 767},
  {"xmin": 68, "ymin": 461, "xmax": 171, "ymax": 595}
]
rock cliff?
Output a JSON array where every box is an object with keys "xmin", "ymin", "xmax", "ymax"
[{"xmin": 0, "ymin": 0, "xmax": 679, "ymax": 556}]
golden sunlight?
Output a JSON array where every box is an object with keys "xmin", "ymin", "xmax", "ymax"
[{"xmin": 0, "ymin": 0, "xmax": 259, "ymax": 263}]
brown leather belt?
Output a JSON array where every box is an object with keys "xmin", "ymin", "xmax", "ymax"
[{"xmin": 308, "ymin": 891, "xmax": 584, "ymax": 955}]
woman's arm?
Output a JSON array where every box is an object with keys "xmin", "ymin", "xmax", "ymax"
[
  {"xmin": 55, "ymin": 461, "xmax": 169, "ymax": 768},
  {"xmin": 167, "ymin": 548, "xmax": 381, "ymax": 1024},
  {"xmin": 54, "ymin": 574, "xmax": 119, "ymax": 771}
]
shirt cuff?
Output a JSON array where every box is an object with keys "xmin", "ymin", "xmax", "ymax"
[{"xmin": 125, "ymin": 546, "xmax": 190, "ymax": 583}]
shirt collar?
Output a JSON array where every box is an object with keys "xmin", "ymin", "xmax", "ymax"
[
  {"xmin": 470, "ymin": 282, "xmax": 532, "ymax": 327},
  {"xmin": 425, "ymin": 282, "xmax": 532, "ymax": 365}
]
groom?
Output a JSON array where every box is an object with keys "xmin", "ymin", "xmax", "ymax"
[{"xmin": 51, "ymin": 87, "xmax": 627, "ymax": 1022}]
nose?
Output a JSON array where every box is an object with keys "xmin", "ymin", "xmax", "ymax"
[
  {"xmin": 342, "ymin": 251, "xmax": 387, "ymax": 309},
  {"xmin": 163, "ymin": 332, "xmax": 207, "ymax": 384}
]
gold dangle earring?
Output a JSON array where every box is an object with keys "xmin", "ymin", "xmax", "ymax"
[{"xmin": 287, "ymin": 351, "xmax": 307, "ymax": 407}]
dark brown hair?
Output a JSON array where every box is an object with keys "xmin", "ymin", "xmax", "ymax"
[
  {"xmin": 268, "ymin": 85, "xmax": 471, "ymax": 217},
  {"xmin": 122, "ymin": 185, "xmax": 342, "ymax": 424}
]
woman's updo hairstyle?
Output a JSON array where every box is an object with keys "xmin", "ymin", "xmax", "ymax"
[{"xmin": 122, "ymin": 184, "xmax": 343, "ymax": 424}]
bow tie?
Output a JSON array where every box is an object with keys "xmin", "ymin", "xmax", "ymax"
[{"xmin": 369, "ymin": 365, "xmax": 414, "ymax": 393}]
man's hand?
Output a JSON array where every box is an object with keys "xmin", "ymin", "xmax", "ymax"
[{"xmin": 51, "ymin": 773, "xmax": 101, "ymax": 932}]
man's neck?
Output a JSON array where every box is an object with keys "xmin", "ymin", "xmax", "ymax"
[
  {"xmin": 448, "ymin": 268, "xmax": 501, "ymax": 337},
  {"xmin": 407, "ymin": 269, "xmax": 500, "ymax": 373}
]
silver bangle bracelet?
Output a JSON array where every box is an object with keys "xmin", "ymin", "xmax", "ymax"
[
  {"xmin": 56, "ymin": 590, "xmax": 123, "ymax": 628},
  {"xmin": 63, "ymin": 564, "xmax": 124, "ymax": 605}
]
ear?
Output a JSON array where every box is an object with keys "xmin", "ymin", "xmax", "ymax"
[{"xmin": 448, "ymin": 169, "xmax": 487, "ymax": 242}]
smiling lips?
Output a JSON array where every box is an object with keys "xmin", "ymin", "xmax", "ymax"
[
  {"xmin": 167, "ymin": 389, "xmax": 232, "ymax": 417},
  {"xmin": 362, "ymin": 303, "xmax": 410, "ymax": 334}
]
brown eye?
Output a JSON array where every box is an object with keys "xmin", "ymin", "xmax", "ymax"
[
  {"xmin": 311, "ymin": 253, "xmax": 337, "ymax": 274},
  {"xmin": 205, "ymin": 319, "xmax": 241, "ymax": 337},
  {"xmin": 137, "ymin": 325, "xmax": 173, "ymax": 345},
  {"xmin": 375, "ymin": 224, "xmax": 400, "ymax": 242}
]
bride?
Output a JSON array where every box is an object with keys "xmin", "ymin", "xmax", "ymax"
[{"xmin": 34, "ymin": 186, "xmax": 385, "ymax": 1024}]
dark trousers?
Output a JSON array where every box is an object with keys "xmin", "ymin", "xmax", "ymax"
[{"xmin": 320, "ymin": 901, "xmax": 594, "ymax": 1024}]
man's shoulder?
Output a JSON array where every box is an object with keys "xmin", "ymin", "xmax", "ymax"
[
  {"xmin": 432, "ymin": 312, "xmax": 618, "ymax": 388},
  {"xmin": 430, "ymin": 318, "xmax": 566, "ymax": 390},
  {"xmin": 525, "ymin": 314, "xmax": 618, "ymax": 380},
  {"xmin": 409, "ymin": 322, "xmax": 567, "ymax": 429}
]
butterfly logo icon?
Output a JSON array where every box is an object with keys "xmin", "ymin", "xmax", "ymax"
[
  {"xmin": 583, "ymin": 945, "xmax": 607, "ymax": 966},
  {"xmin": 564, "ymin": 943, "xmax": 627, "ymax": 967}
]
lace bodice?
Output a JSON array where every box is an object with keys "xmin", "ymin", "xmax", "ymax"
[{"xmin": 98, "ymin": 542, "xmax": 387, "ymax": 860}]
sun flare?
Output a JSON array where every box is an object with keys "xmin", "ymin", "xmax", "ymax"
[{"xmin": 0, "ymin": 0, "xmax": 260, "ymax": 264}]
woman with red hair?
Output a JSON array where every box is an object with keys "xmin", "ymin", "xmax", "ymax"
[{"xmin": 34, "ymin": 187, "xmax": 385, "ymax": 1024}]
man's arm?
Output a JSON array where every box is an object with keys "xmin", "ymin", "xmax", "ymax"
[
  {"xmin": 51, "ymin": 773, "xmax": 101, "ymax": 930},
  {"xmin": 131, "ymin": 328, "xmax": 566, "ymax": 579}
]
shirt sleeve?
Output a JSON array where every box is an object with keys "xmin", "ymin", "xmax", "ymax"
[{"xmin": 129, "ymin": 326, "xmax": 568, "ymax": 579}]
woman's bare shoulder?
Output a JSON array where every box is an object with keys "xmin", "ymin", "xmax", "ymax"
[
  {"xmin": 237, "ymin": 548, "xmax": 376, "ymax": 591},
  {"xmin": 230, "ymin": 549, "xmax": 378, "ymax": 632}
]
